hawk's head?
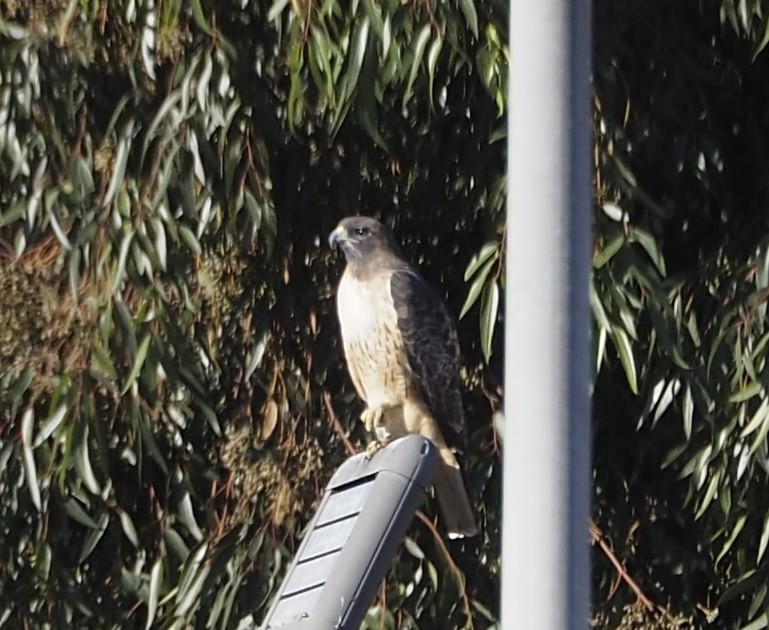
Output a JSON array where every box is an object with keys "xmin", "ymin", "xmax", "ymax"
[{"xmin": 328, "ymin": 217, "xmax": 399, "ymax": 262}]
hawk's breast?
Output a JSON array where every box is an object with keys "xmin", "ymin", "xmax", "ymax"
[{"xmin": 336, "ymin": 270, "xmax": 410, "ymax": 407}]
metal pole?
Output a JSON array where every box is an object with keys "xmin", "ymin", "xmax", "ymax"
[{"xmin": 502, "ymin": 0, "xmax": 592, "ymax": 628}]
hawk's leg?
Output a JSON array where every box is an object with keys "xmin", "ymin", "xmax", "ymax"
[{"xmin": 360, "ymin": 406, "xmax": 384, "ymax": 433}]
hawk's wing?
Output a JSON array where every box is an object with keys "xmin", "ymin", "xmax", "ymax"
[{"xmin": 388, "ymin": 265, "xmax": 467, "ymax": 453}]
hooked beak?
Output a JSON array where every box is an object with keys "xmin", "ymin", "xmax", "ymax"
[{"xmin": 328, "ymin": 225, "xmax": 346, "ymax": 249}]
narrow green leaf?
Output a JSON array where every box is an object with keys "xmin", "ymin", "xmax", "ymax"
[
  {"xmin": 589, "ymin": 282, "xmax": 611, "ymax": 332},
  {"xmin": 68, "ymin": 247, "xmax": 81, "ymax": 298},
  {"xmin": 479, "ymin": 280, "xmax": 499, "ymax": 363},
  {"xmin": 9, "ymin": 367, "xmax": 34, "ymax": 414},
  {"xmin": 752, "ymin": 13, "xmax": 769, "ymax": 61},
  {"xmin": 596, "ymin": 326, "xmax": 607, "ymax": 372},
  {"xmin": 695, "ymin": 470, "xmax": 720, "ymax": 519},
  {"xmin": 178, "ymin": 224, "xmax": 202, "ymax": 256},
  {"xmin": 0, "ymin": 443, "xmax": 13, "ymax": 479},
  {"xmin": 403, "ymin": 536, "xmax": 424, "ymax": 559},
  {"xmin": 165, "ymin": 527, "xmax": 190, "ymax": 561},
  {"xmin": 643, "ymin": 378, "xmax": 680, "ymax": 428},
  {"xmin": 404, "ymin": 25, "xmax": 432, "ymax": 105},
  {"xmin": 35, "ymin": 541, "xmax": 52, "ymax": 582},
  {"xmin": 102, "ymin": 122, "xmax": 134, "ymax": 208},
  {"xmin": 601, "ymin": 202, "xmax": 624, "ymax": 222},
  {"xmin": 267, "ymin": 0, "xmax": 290, "ymax": 21},
  {"xmin": 345, "ymin": 17, "xmax": 370, "ymax": 98},
  {"xmin": 178, "ymin": 487, "xmax": 204, "ymax": 542},
  {"xmin": 310, "ymin": 26, "xmax": 336, "ymax": 103},
  {"xmin": 62, "ymin": 496, "xmax": 99, "ymax": 528},
  {"xmin": 121, "ymin": 567, "xmax": 143, "ymax": 594},
  {"xmin": 716, "ymin": 513, "xmax": 746, "ymax": 564},
  {"xmin": 748, "ymin": 584, "xmax": 768, "ymax": 623},
  {"xmin": 427, "ymin": 36, "xmax": 442, "ymax": 103},
  {"xmin": 741, "ymin": 398, "xmax": 769, "ymax": 438},
  {"xmin": 74, "ymin": 420, "xmax": 100, "ymax": 495},
  {"xmin": 118, "ymin": 508, "xmax": 140, "ymax": 548},
  {"xmin": 135, "ymin": 403, "xmax": 169, "ymax": 475},
  {"xmin": 739, "ymin": 614, "xmax": 769, "ymax": 630},
  {"xmin": 198, "ymin": 402, "xmax": 222, "ymax": 437},
  {"xmin": 247, "ymin": 532, "xmax": 265, "ymax": 562},
  {"xmin": 618, "ymin": 303, "xmax": 638, "ymax": 341},
  {"xmin": 719, "ymin": 483, "xmax": 732, "ymax": 517},
  {"xmin": 190, "ymin": 0, "xmax": 213, "ymax": 36},
  {"xmin": 426, "ymin": 560, "xmax": 438, "ymax": 590},
  {"xmin": 47, "ymin": 201, "xmax": 72, "ymax": 251},
  {"xmin": 176, "ymin": 543, "xmax": 208, "ymax": 606},
  {"xmin": 91, "ymin": 343, "xmax": 118, "ymax": 385},
  {"xmin": 244, "ymin": 190, "xmax": 262, "ymax": 233},
  {"xmin": 245, "ymin": 333, "xmax": 269, "ymax": 381},
  {"xmin": 180, "ymin": 56, "xmax": 202, "ymax": 120},
  {"xmin": 196, "ymin": 53, "xmax": 213, "ymax": 112},
  {"xmin": 737, "ymin": 442, "xmax": 751, "ymax": 481},
  {"xmin": 0, "ymin": 200, "xmax": 26, "ymax": 228},
  {"xmin": 114, "ymin": 300, "xmax": 138, "ymax": 357},
  {"xmin": 175, "ymin": 564, "xmax": 210, "ymax": 617},
  {"xmin": 629, "ymin": 227, "xmax": 667, "ymax": 276},
  {"xmin": 694, "ymin": 444, "xmax": 713, "ymax": 489},
  {"xmin": 717, "ymin": 569, "xmax": 759, "ymax": 606},
  {"xmin": 464, "ymin": 242, "xmax": 498, "ymax": 281},
  {"xmin": 382, "ymin": 14, "xmax": 392, "ymax": 58},
  {"xmin": 117, "ymin": 188, "xmax": 130, "ymax": 221},
  {"xmin": 79, "ymin": 512, "xmax": 109, "ymax": 562},
  {"xmin": 757, "ymin": 244, "xmax": 769, "ymax": 293},
  {"xmin": 460, "ymin": 256, "xmax": 496, "ymax": 319},
  {"xmin": 757, "ymin": 510, "xmax": 769, "ymax": 564},
  {"xmin": 33, "ymin": 404, "xmax": 67, "ymax": 447},
  {"xmin": 287, "ymin": 40, "xmax": 305, "ymax": 131},
  {"xmin": 152, "ymin": 218, "xmax": 168, "ymax": 271},
  {"xmin": 122, "ymin": 334, "xmax": 151, "ymax": 395},
  {"xmin": 593, "ymin": 234, "xmax": 624, "ymax": 268},
  {"xmin": 458, "ymin": 0, "xmax": 479, "ymax": 37},
  {"xmin": 612, "ymin": 326, "xmax": 638, "ymax": 394},
  {"xmin": 146, "ymin": 557, "xmax": 164, "ymax": 630},
  {"xmin": 21, "ymin": 408, "xmax": 41, "ymax": 511},
  {"xmin": 687, "ymin": 311, "xmax": 701, "ymax": 347},
  {"xmin": 731, "ymin": 381, "xmax": 764, "ymax": 403},
  {"xmin": 471, "ymin": 598, "xmax": 497, "ymax": 622},
  {"xmin": 361, "ymin": 0, "xmax": 384, "ymax": 36},
  {"xmin": 357, "ymin": 44, "xmax": 389, "ymax": 149},
  {"xmin": 749, "ymin": 406, "xmax": 769, "ymax": 455},
  {"xmin": 682, "ymin": 384, "xmax": 694, "ymax": 439},
  {"xmin": 111, "ymin": 229, "xmax": 136, "ymax": 294}
]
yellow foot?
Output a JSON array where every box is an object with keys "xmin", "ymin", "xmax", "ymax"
[
  {"xmin": 360, "ymin": 406, "xmax": 384, "ymax": 433},
  {"xmin": 365, "ymin": 440, "xmax": 383, "ymax": 459}
]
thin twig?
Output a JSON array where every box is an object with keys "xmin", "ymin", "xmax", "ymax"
[
  {"xmin": 415, "ymin": 510, "xmax": 474, "ymax": 628},
  {"xmin": 379, "ymin": 579, "xmax": 386, "ymax": 630},
  {"xmin": 421, "ymin": 0, "xmax": 440, "ymax": 32},
  {"xmin": 323, "ymin": 391, "xmax": 356, "ymax": 455},
  {"xmin": 590, "ymin": 519, "xmax": 654, "ymax": 611}
]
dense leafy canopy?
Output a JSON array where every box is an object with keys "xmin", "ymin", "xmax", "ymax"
[
  {"xmin": 593, "ymin": 1, "xmax": 769, "ymax": 627},
  {"xmin": 0, "ymin": 0, "xmax": 502, "ymax": 628},
  {"xmin": 2, "ymin": 0, "xmax": 769, "ymax": 628}
]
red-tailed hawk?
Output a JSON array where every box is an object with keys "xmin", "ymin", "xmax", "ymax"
[{"xmin": 329, "ymin": 216, "xmax": 478, "ymax": 539}]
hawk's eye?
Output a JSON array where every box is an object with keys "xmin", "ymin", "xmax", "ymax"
[{"xmin": 354, "ymin": 227, "xmax": 370, "ymax": 236}]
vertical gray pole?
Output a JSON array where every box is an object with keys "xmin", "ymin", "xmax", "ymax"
[{"xmin": 502, "ymin": 0, "xmax": 592, "ymax": 628}]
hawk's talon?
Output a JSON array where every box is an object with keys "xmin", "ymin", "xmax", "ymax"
[{"xmin": 365, "ymin": 440, "xmax": 382, "ymax": 459}]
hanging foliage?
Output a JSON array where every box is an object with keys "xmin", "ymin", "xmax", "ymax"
[{"xmin": 5, "ymin": 0, "xmax": 769, "ymax": 628}]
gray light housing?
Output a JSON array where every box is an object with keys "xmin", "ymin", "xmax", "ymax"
[{"xmin": 261, "ymin": 435, "xmax": 439, "ymax": 629}]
